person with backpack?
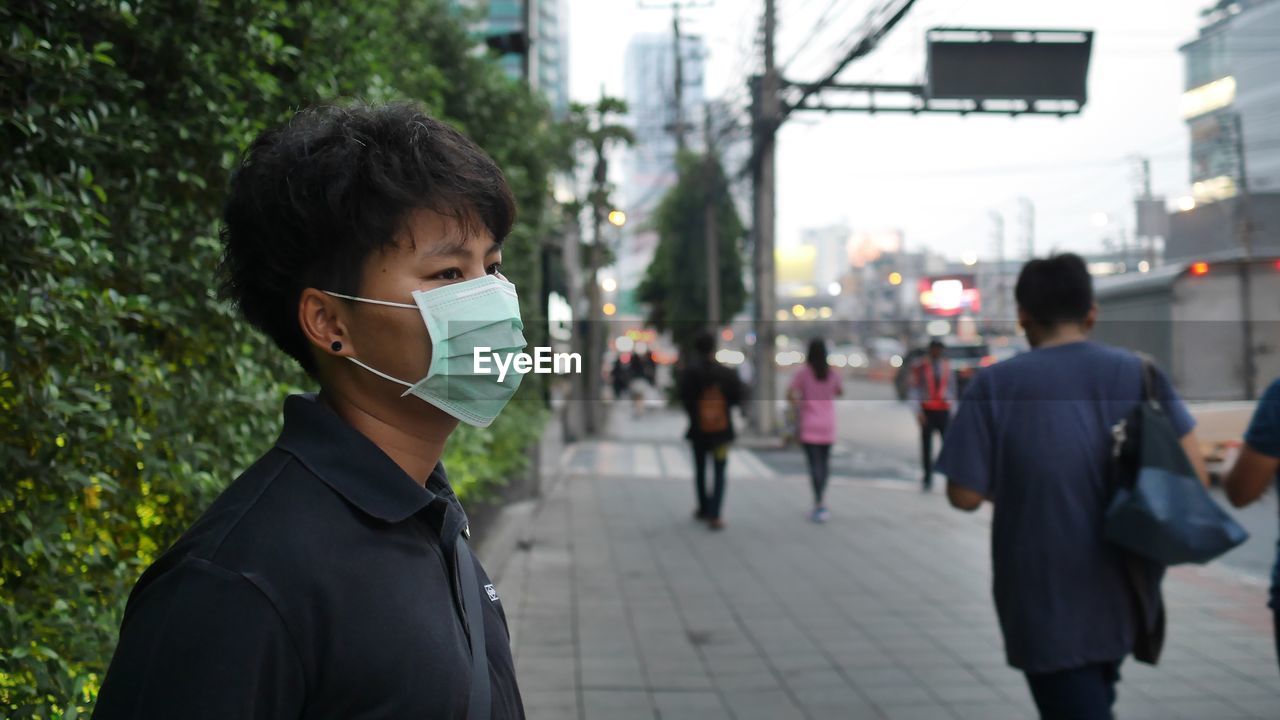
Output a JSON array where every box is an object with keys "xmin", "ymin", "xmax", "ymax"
[
  {"xmin": 1223, "ymin": 376, "xmax": 1280, "ymax": 673},
  {"xmin": 910, "ymin": 338, "xmax": 953, "ymax": 492},
  {"xmin": 787, "ymin": 337, "xmax": 843, "ymax": 523},
  {"xmin": 935, "ymin": 253, "xmax": 1207, "ymax": 719},
  {"xmin": 679, "ymin": 332, "xmax": 745, "ymax": 531}
]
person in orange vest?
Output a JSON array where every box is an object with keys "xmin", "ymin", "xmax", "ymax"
[{"xmin": 910, "ymin": 339, "xmax": 953, "ymax": 491}]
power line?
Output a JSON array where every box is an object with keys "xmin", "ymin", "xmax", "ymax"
[{"xmin": 779, "ymin": 0, "xmax": 850, "ymax": 72}]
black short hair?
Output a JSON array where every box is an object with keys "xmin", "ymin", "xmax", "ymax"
[
  {"xmin": 928, "ymin": 339, "xmax": 945, "ymax": 350},
  {"xmin": 219, "ymin": 103, "xmax": 516, "ymax": 375},
  {"xmin": 693, "ymin": 332, "xmax": 715, "ymax": 357},
  {"xmin": 806, "ymin": 337, "xmax": 829, "ymax": 380},
  {"xmin": 1014, "ymin": 253, "xmax": 1094, "ymax": 327}
]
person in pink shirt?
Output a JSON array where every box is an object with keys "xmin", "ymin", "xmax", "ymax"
[{"xmin": 787, "ymin": 338, "xmax": 844, "ymax": 523}]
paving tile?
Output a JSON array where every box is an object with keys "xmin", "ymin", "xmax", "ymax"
[
  {"xmin": 582, "ymin": 689, "xmax": 655, "ymax": 720},
  {"xmin": 651, "ymin": 690, "xmax": 730, "ymax": 720}
]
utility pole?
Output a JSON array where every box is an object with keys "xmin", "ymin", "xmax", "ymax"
[
  {"xmin": 1018, "ymin": 197, "xmax": 1035, "ymax": 259},
  {"xmin": 704, "ymin": 107, "xmax": 720, "ymax": 328},
  {"xmin": 1233, "ymin": 112, "xmax": 1256, "ymax": 400},
  {"xmin": 751, "ymin": 0, "xmax": 779, "ymax": 434},
  {"xmin": 672, "ymin": 3, "xmax": 686, "ymax": 152},
  {"xmin": 640, "ymin": 1, "xmax": 713, "ymax": 151},
  {"xmin": 990, "ymin": 210, "xmax": 1005, "ymax": 326},
  {"xmin": 1133, "ymin": 155, "xmax": 1160, "ymax": 267}
]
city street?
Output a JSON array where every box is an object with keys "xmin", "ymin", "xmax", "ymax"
[{"xmin": 491, "ymin": 402, "xmax": 1280, "ymax": 720}]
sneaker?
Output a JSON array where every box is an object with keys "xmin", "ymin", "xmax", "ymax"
[
  {"xmin": 810, "ymin": 507, "xmax": 830, "ymax": 524},
  {"xmin": 693, "ymin": 509, "xmax": 709, "ymax": 522},
  {"xmin": 708, "ymin": 518, "xmax": 726, "ymax": 531}
]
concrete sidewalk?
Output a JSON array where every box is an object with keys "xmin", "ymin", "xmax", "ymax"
[{"xmin": 494, "ymin": 405, "xmax": 1280, "ymax": 720}]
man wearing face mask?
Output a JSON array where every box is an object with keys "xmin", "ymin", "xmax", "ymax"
[{"xmin": 93, "ymin": 104, "xmax": 526, "ymax": 719}]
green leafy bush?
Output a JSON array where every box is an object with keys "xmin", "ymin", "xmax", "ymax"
[{"xmin": 1, "ymin": 1, "xmax": 558, "ymax": 716}]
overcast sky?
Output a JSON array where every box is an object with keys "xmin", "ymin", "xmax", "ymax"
[{"xmin": 568, "ymin": 0, "xmax": 1211, "ymax": 262}]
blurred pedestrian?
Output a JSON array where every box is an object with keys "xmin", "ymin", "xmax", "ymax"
[
  {"xmin": 629, "ymin": 343, "xmax": 649, "ymax": 415},
  {"xmin": 787, "ymin": 337, "xmax": 843, "ymax": 523},
  {"xmin": 93, "ymin": 104, "xmax": 526, "ymax": 718},
  {"xmin": 611, "ymin": 354, "xmax": 630, "ymax": 400},
  {"xmin": 679, "ymin": 332, "xmax": 745, "ymax": 531},
  {"xmin": 910, "ymin": 339, "xmax": 953, "ymax": 491},
  {"xmin": 1222, "ymin": 376, "xmax": 1280, "ymax": 674},
  {"xmin": 937, "ymin": 253, "xmax": 1207, "ymax": 720}
]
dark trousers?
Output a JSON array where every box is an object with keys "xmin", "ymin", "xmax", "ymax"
[
  {"xmin": 802, "ymin": 443, "xmax": 832, "ymax": 505},
  {"xmin": 1273, "ymin": 604, "xmax": 1279, "ymax": 677},
  {"xmin": 1024, "ymin": 661, "xmax": 1120, "ymax": 720},
  {"xmin": 920, "ymin": 409, "xmax": 949, "ymax": 488},
  {"xmin": 692, "ymin": 443, "xmax": 728, "ymax": 520}
]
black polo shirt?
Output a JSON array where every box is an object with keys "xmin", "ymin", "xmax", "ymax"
[{"xmin": 93, "ymin": 394, "xmax": 525, "ymax": 719}]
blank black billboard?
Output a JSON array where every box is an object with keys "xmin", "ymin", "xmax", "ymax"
[{"xmin": 927, "ymin": 30, "xmax": 1093, "ymax": 103}]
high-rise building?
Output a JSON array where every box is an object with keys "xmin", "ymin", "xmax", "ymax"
[
  {"xmin": 455, "ymin": 0, "xmax": 570, "ymax": 117},
  {"xmin": 1180, "ymin": 0, "xmax": 1280, "ymax": 201},
  {"xmin": 615, "ymin": 32, "xmax": 707, "ymax": 304},
  {"xmin": 528, "ymin": 0, "xmax": 570, "ymax": 117},
  {"xmin": 623, "ymin": 33, "xmax": 706, "ymax": 213},
  {"xmin": 1168, "ymin": 0, "xmax": 1280, "ymax": 260},
  {"xmin": 800, "ymin": 225, "xmax": 852, "ymax": 294}
]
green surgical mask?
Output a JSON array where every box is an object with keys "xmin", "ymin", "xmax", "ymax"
[{"xmin": 325, "ymin": 274, "xmax": 527, "ymax": 427}]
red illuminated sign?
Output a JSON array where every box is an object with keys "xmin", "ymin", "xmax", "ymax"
[{"xmin": 918, "ymin": 274, "xmax": 981, "ymax": 316}]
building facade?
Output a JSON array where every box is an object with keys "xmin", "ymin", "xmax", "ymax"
[
  {"xmin": 1180, "ymin": 0, "xmax": 1280, "ymax": 201},
  {"xmin": 458, "ymin": 0, "xmax": 570, "ymax": 116},
  {"xmin": 1169, "ymin": 0, "xmax": 1280, "ymax": 260}
]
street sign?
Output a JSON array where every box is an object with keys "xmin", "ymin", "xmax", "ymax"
[{"xmin": 926, "ymin": 29, "xmax": 1093, "ymax": 104}]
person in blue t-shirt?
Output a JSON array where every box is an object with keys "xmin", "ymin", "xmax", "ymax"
[
  {"xmin": 936, "ymin": 253, "xmax": 1207, "ymax": 720},
  {"xmin": 1223, "ymin": 377, "xmax": 1280, "ymax": 675}
]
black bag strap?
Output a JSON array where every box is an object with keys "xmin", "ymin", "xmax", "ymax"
[
  {"xmin": 1137, "ymin": 353, "xmax": 1161, "ymax": 410},
  {"xmin": 456, "ymin": 536, "xmax": 491, "ymax": 720}
]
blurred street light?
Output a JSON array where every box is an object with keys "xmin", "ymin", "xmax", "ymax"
[
  {"xmin": 791, "ymin": 303, "xmax": 805, "ymax": 317},
  {"xmin": 827, "ymin": 281, "xmax": 842, "ymax": 296},
  {"xmin": 888, "ymin": 272, "xmax": 903, "ymax": 286},
  {"xmin": 603, "ymin": 302, "xmax": 617, "ymax": 316},
  {"xmin": 601, "ymin": 277, "xmax": 617, "ymax": 292},
  {"xmin": 607, "ymin": 210, "xmax": 627, "ymax": 227},
  {"xmin": 1091, "ymin": 211, "xmax": 1110, "ymax": 228},
  {"xmin": 1176, "ymin": 196, "xmax": 1196, "ymax": 212},
  {"xmin": 962, "ymin": 251, "xmax": 978, "ymax": 266}
]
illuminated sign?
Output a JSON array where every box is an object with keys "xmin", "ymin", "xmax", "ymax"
[
  {"xmin": 1181, "ymin": 76, "xmax": 1236, "ymax": 119},
  {"xmin": 918, "ymin": 274, "xmax": 981, "ymax": 316}
]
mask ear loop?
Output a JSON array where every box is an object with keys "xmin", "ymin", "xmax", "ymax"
[
  {"xmin": 323, "ymin": 291, "xmax": 425, "ymax": 398},
  {"xmin": 323, "ymin": 290, "xmax": 417, "ymax": 309},
  {"xmin": 345, "ymin": 357, "xmax": 417, "ymax": 398}
]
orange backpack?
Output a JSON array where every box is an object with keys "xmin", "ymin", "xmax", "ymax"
[{"xmin": 697, "ymin": 384, "xmax": 729, "ymax": 433}]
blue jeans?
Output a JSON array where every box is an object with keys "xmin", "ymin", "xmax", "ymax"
[
  {"xmin": 692, "ymin": 443, "xmax": 728, "ymax": 520},
  {"xmin": 1024, "ymin": 661, "xmax": 1120, "ymax": 720}
]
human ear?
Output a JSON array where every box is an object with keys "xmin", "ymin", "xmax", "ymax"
[
  {"xmin": 1083, "ymin": 303, "xmax": 1099, "ymax": 331},
  {"xmin": 298, "ymin": 288, "xmax": 354, "ymax": 358}
]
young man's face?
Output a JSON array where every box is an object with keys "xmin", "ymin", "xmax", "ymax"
[{"xmin": 340, "ymin": 208, "xmax": 503, "ymax": 411}]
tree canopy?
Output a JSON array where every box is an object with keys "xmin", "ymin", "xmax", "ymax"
[{"xmin": 637, "ymin": 150, "xmax": 747, "ymax": 352}]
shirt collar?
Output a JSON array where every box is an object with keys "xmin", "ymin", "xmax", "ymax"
[{"xmin": 275, "ymin": 394, "xmax": 466, "ymax": 527}]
